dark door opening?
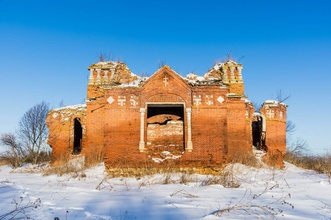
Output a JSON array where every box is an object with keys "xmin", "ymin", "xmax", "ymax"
[
  {"xmin": 252, "ymin": 115, "xmax": 266, "ymax": 151},
  {"xmin": 73, "ymin": 118, "xmax": 82, "ymax": 155},
  {"xmin": 146, "ymin": 104, "xmax": 185, "ymax": 161}
]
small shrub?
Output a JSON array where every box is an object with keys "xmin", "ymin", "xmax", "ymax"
[
  {"xmin": 0, "ymin": 152, "xmax": 23, "ymax": 168},
  {"xmin": 36, "ymin": 151, "xmax": 52, "ymax": 163}
]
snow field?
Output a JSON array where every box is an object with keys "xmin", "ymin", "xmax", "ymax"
[{"xmin": 0, "ymin": 162, "xmax": 330, "ymax": 219}]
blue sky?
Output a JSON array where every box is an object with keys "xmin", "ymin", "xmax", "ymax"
[{"xmin": 1, "ymin": 0, "xmax": 330, "ymax": 154}]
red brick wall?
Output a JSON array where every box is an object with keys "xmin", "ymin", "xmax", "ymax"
[
  {"xmin": 147, "ymin": 121, "xmax": 184, "ymax": 156},
  {"xmin": 229, "ymin": 83, "xmax": 244, "ymax": 94},
  {"xmin": 47, "ymin": 116, "xmax": 71, "ymax": 164},
  {"xmin": 103, "ymin": 107, "xmax": 143, "ymax": 167},
  {"xmin": 46, "ymin": 107, "xmax": 86, "ymax": 165},
  {"xmin": 265, "ymin": 120, "xmax": 286, "ymax": 152},
  {"xmin": 260, "ymin": 102, "xmax": 287, "ymax": 166},
  {"xmin": 189, "ymin": 108, "xmax": 227, "ymax": 165},
  {"xmin": 226, "ymin": 98, "xmax": 252, "ymax": 161},
  {"xmin": 85, "ymin": 101, "xmax": 105, "ymax": 165}
]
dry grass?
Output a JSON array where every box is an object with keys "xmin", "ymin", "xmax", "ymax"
[
  {"xmin": 0, "ymin": 150, "xmax": 51, "ymax": 168},
  {"xmin": 0, "ymin": 159, "xmax": 10, "ymax": 166},
  {"xmin": 228, "ymin": 152, "xmax": 259, "ymax": 168},
  {"xmin": 43, "ymin": 156, "xmax": 86, "ymax": 178},
  {"xmin": 211, "ymin": 184, "xmax": 293, "ymax": 218},
  {"xmin": 200, "ymin": 165, "xmax": 240, "ymax": 188},
  {"xmin": 285, "ymin": 152, "xmax": 331, "ymax": 178}
]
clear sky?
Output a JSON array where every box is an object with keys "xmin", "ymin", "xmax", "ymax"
[{"xmin": 1, "ymin": 0, "xmax": 330, "ymax": 154}]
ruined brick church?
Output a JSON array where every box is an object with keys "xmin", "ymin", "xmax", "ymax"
[{"xmin": 46, "ymin": 60, "xmax": 287, "ymax": 172}]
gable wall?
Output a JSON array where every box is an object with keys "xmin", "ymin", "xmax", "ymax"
[{"xmin": 99, "ymin": 68, "xmax": 239, "ymax": 169}]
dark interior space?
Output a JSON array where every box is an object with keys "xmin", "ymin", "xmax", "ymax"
[
  {"xmin": 252, "ymin": 117, "xmax": 262, "ymax": 150},
  {"xmin": 73, "ymin": 118, "xmax": 82, "ymax": 155},
  {"xmin": 147, "ymin": 104, "xmax": 184, "ymax": 119}
]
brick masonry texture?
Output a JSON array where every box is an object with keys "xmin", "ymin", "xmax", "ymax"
[{"xmin": 46, "ymin": 60, "xmax": 287, "ymax": 172}]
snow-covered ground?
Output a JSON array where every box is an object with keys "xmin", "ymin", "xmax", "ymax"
[{"xmin": 0, "ymin": 162, "xmax": 330, "ymax": 220}]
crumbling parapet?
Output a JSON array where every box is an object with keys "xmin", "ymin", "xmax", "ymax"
[
  {"xmin": 87, "ymin": 61, "xmax": 138, "ymax": 86},
  {"xmin": 204, "ymin": 60, "xmax": 244, "ymax": 94}
]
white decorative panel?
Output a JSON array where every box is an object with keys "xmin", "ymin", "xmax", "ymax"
[
  {"xmin": 193, "ymin": 95, "xmax": 202, "ymax": 106},
  {"xmin": 107, "ymin": 96, "xmax": 114, "ymax": 104},
  {"xmin": 130, "ymin": 95, "xmax": 138, "ymax": 107},
  {"xmin": 217, "ymin": 96, "xmax": 224, "ymax": 103},
  {"xmin": 118, "ymin": 96, "xmax": 126, "ymax": 106}
]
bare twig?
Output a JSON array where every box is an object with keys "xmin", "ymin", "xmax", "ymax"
[
  {"xmin": 210, "ymin": 182, "xmax": 294, "ymax": 219},
  {"xmin": 0, "ymin": 196, "xmax": 41, "ymax": 220}
]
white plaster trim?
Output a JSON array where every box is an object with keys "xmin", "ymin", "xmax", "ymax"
[
  {"xmin": 139, "ymin": 108, "xmax": 146, "ymax": 152},
  {"xmin": 186, "ymin": 108, "xmax": 193, "ymax": 152}
]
